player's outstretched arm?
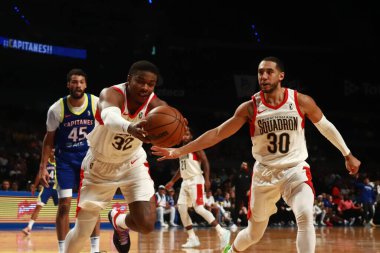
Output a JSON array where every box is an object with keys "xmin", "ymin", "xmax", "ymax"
[
  {"xmin": 298, "ymin": 93, "xmax": 361, "ymax": 175},
  {"xmin": 152, "ymin": 101, "xmax": 251, "ymax": 160}
]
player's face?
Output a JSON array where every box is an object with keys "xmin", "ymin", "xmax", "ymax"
[
  {"xmin": 67, "ymin": 75, "xmax": 87, "ymax": 99},
  {"xmin": 127, "ymin": 71, "xmax": 157, "ymax": 105},
  {"xmin": 241, "ymin": 162, "xmax": 248, "ymax": 170},
  {"xmin": 258, "ymin": 61, "xmax": 284, "ymax": 93},
  {"xmin": 182, "ymin": 129, "xmax": 193, "ymax": 144}
]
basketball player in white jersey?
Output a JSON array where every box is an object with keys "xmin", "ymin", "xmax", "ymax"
[
  {"xmin": 165, "ymin": 128, "xmax": 231, "ymax": 248},
  {"xmin": 64, "ymin": 60, "xmax": 168, "ymax": 253},
  {"xmin": 152, "ymin": 57, "xmax": 361, "ymax": 253}
]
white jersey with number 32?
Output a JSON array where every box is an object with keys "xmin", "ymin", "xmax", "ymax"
[
  {"xmin": 87, "ymin": 83, "xmax": 156, "ymax": 163},
  {"xmin": 250, "ymin": 88, "xmax": 308, "ymax": 168}
]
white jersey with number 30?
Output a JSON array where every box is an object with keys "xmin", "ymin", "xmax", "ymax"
[{"xmin": 250, "ymin": 88, "xmax": 308, "ymax": 168}]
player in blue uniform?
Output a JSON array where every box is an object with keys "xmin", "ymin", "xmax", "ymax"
[
  {"xmin": 22, "ymin": 149, "xmax": 58, "ymax": 235},
  {"xmin": 39, "ymin": 69, "xmax": 100, "ymax": 253}
]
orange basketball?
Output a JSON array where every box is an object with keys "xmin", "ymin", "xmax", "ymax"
[{"xmin": 145, "ymin": 105, "xmax": 186, "ymax": 147}]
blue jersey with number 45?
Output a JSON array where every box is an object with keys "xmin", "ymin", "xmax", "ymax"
[{"xmin": 54, "ymin": 93, "xmax": 95, "ymax": 154}]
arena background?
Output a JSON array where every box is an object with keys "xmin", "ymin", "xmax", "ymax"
[{"xmin": 0, "ymin": 0, "xmax": 379, "ymax": 225}]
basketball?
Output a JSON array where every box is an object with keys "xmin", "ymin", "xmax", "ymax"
[{"xmin": 145, "ymin": 105, "xmax": 186, "ymax": 147}]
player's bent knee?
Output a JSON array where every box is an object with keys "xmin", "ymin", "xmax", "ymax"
[
  {"xmin": 295, "ymin": 208, "xmax": 314, "ymax": 223},
  {"xmin": 193, "ymin": 204, "xmax": 206, "ymax": 213}
]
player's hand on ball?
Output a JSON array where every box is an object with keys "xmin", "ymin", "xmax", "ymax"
[
  {"xmin": 127, "ymin": 120, "xmax": 150, "ymax": 143},
  {"xmin": 151, "ymin": 146, "xmax": 181, "ymax": 161}
]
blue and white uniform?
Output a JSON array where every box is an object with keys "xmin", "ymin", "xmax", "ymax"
[
  {"xmin": 46, "ymin": 93, "xmax": 98, "ymax": 197},
  {"xmin": 37, "ymin": 159, "xmax": 58, "ymax": 206}
]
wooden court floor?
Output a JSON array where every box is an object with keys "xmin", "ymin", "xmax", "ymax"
[{"xmin": 1, "ymin": 226, "xmax": 379, "ymax": 253}]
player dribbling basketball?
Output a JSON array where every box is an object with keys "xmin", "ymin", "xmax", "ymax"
[{"xmin": 64, "ymin": 60, "xmax": 170, "ymax": 253}]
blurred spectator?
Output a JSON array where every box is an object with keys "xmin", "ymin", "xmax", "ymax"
[
  {"xmin": 270, "ymin": 198, "xmax": 295, "ymax": 227},
  {"xmin": 331, "ymin": 180, "xmax": 343, "ymax": 206},
  {"xmin": 355, "ymin": 176, "xmax": 376, "ymax": 225},
  {"xmin": 313, "ymin": 199, "xmax": 324, "ymax": 226},
  {"xmin": 315, "ymin": 195, "xmax": 327, "ymax": 225},
  {"xmin": 214, "ymin": 188, "xmax": 224, "ymax": 202},
  {"xmin": 321, "ymin": 193, "xmax": 334, "ymax": 226},
  {"xmin": 155, "ymin": 185, "xmax": 177, "ymax": 228},
  {"xmin": 1, "ymin": 179, "xmax": 11, "ymax": 191},
  {"xmin": 233, "ymin": 161, "xmax": 251, "ymax": 224},
  {"xmin": 218, "ymin": 192, "xmax": 233, "ymax": 226},
  {"xmin": 167, "ymin": 188, "xmax": 179, "ymax": 226},
  {"xmin": 236, "ymin": 204, "xmax": 248, "ymax": 227},
  {"xmin": 204, "ymin": 190, "xmax": 220, "ymax": 219},
  {"xmin": 11, "ymin": 181, "xmax": 19, "ymax": 191},
  {"xmin": 337, "ymin": 194, "xmax": 362, "ymax": 226}
]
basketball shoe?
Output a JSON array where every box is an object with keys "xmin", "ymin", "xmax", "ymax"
[
  {"xmin": 181, "ymin": 235, "xmax": 200, "ymax": 248},
  {"xmin": 219, "ymin": 229, "xmax": 231, "ymax": 248},
  {"xmin": 108, "ymin": 209, "xmax": 130, "ymax": 253},
  {"xmin": 223, "ymin": 244, "xmax": 232, "ymax": 253}
]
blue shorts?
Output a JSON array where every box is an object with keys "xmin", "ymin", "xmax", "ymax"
[
  {"xmin": 38, "ymin": 186, "xmax": 58, "ymax": 206},
  {"xmin": 56, "ymin": 151, "xmax": 87, "ymax": 191}
]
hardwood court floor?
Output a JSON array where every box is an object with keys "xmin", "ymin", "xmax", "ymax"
[{"xmin": 1, "ymin": 226, "xmax": 379, "ymax": 253}]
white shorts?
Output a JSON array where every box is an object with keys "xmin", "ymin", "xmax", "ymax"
[
  {"xmin": 177, "ymin": 174, "xmax": 205, "ymax": 207},
  {"xmin": 249, "ymin": 161, "xmax": 314, "ymax": 222},
  {"xmin": 78, "ymin": 148, "xmax": 155, "ymax": 211}
]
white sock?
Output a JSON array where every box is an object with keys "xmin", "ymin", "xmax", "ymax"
[
  {"xmin": 58, "ymin": 240, "xmax": 65, "ymax": 253},
  {"xmin": 90, "ymin": 236, "xmax": 100, "ymax": 253},
  {"xmin": 215, "ymin": 224, "xmax": 224, "ymax": 235},
  {"xmin": 28, "ymin": 220, "xmax": 35, "ymax": 230},
  {"xmin": 187, "ymin": 229, "xmax": 196, "ymax": 238},
  {"xmin": 116, "ymin": 213, "xmax": 128, "ymax": 229}
]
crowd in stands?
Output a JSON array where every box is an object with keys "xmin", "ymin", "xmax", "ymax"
[{"xmin": 153, "ymin": 170, "xmax": 380, "ymax": 228}]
